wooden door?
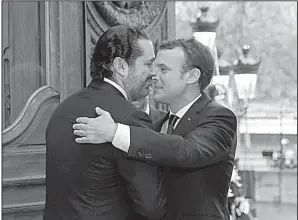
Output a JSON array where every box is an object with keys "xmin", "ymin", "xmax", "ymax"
[
  {"xmin": 2, "ymin": 2, "xmax": 85, "ymax": 219},
  {"xmin": 2, "ymin": 1, "xmax": 175, "ymax": 219}
]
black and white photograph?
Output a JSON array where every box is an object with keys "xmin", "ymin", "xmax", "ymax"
[{"xmin": 1, "ymin": 1, "xmax": 297, "ymax": 220}]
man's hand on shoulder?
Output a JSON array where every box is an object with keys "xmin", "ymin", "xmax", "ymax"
[{"xmin": 73, "ymin": 107, "xmax": 117, "ymax": 144}]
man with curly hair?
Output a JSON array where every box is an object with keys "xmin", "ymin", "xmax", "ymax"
[{"xmin": 44, "ymin": 25, "xmax": 166, "ymax": 220}]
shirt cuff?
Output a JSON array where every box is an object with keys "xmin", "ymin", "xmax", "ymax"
[{"xmin": 112, "ymin": 123, "xmax": 130, "ymax": 153}]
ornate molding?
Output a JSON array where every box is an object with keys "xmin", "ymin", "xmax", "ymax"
[
  {"xmin": 4, "ymin": 81, "xmax": 11, "ymax": 128},
  {"xmin": 86, "ymin": 1, "xmax": 168, "ymax": 42},
  {"xmin": 2, "ymin": 86, "xmax": 59, "ymax": 146},
  {"xmin": 2, "ymin": 201, "xmax": 45, "ymax": 215}
]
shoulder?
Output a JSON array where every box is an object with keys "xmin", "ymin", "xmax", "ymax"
[
  {"xmin": 54, "ymin": 88, "xmax": 153, "ymax": 128},
  {"xmin": 94, "ymin": 94, "xmax": 153, "ymax": 128},
  {"xmin": 198, "ymin": 100, "xmax": 237, "ymax": 132},
  {"xmin": 121, "ymin": 107, "xmax": 153, "ymax": 129},
  {"xmin": 92, "ymin": 94, "xmax": 152, "ymax": 128},
  {"xmin": 205, "ymin": 100, "xmax": 237, "ymax": 119}
]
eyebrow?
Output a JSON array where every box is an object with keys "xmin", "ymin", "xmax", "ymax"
[
  {"xmin": 145, "ymin": 57, "xmax": 155, "ymax": 64},
  {"xmin": 156, "ymin": 63, "xmax": 171, "ymax": 69}
]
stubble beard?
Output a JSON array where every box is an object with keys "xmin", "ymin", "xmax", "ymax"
[{"xmin": 127, "ymin": 69, "xmax": 151, "ymax": 102}]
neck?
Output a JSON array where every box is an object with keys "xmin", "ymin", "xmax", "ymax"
[
  {"xmin": 132, "ymin": 98, "xmax": 148, "ymax": 112},
  {"xmin": 113, "ymin": 77, "xmax": 134, "ymax": 102},
  {"xmin": 169, "ymin": 88, "xmax": 201, "ymax": 114}
]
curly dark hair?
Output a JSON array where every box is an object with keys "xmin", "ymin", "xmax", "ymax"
[
  {"xmin": 90, "ymin": 25, "xmax": 151, "ymax": 80},
  {"xmin": 159, "ymin": 37, "xmax": 215, "ymax": 93}
]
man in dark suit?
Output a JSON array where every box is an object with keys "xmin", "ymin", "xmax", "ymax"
[
  {"xmin": 73, "ymin": 38, "xmax": 237, "ymax": 220},
  {"xmin": 44, "ymin": 25, "xmax": 166, "ymax": 220},
  {"xmin": 132, "ymin": 95, "xmax": 167, "ymax": 122}
]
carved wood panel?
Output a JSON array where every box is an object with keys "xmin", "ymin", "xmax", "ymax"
[
  {"xmin": 2, "ymin": 2, "xmax": 85, "ymax": 149},
  {"xmin": 2, "ymin": 2, "xmax": 47, "ymax": 128},
  {"xmin": 84, "ymin": 1, "xmax": 175, "ymax": 111},
  {"xmin": 84, "ymin": 1, "xmax": 174, "ymax": 85}
]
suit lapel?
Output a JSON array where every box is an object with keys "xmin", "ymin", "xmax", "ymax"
[
  {"xmin": 150, "ymin": 107, "xmax": 167, "ymax": 123},
  {"xmin": 152, "ymin": 111, "xmax": 169, "ymax": 132},
  {"xmin": 172, "ymin": 92, "xmax": 212, "ymax": 136}
]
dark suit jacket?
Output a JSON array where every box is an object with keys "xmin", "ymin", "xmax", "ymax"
[
  {"xmin": 44, "ymin": 79, "xmax": 166, "ymax": 220},
  {"xmin": 126, "ymin": 92, "xmax": 237, "ymax": 220},
  {"xmin": 149, "ymin": 107, "xmax": 167, "ymax": 123}
]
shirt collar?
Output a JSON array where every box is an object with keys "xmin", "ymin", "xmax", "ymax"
[
  {"xmin": 169, "ymin": 94, "xmax": 202, "ymax": 118},
  {"xmin": 104, "ymin": 78, "xmax": 128, "ymax": 100},
  {"xmin": 145, "ymin": 103, "xmax": 150, "ymax": 115}
]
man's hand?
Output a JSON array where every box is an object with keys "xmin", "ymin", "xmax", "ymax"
[{"xmin": 73, "ymin": 107, "xmax": 117, "ymax": 144}]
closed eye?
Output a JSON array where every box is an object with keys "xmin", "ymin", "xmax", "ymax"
[
  {"xmin": 160, "ymin": 66, "xmax": 170, "ymax": 73},
  {"xmin": 145, "ymin": 58, "xmax": 155, "ymax": 67},
  {"xmin": 157, "ymin": 64, "xmax": 171, "ymax": 73}
]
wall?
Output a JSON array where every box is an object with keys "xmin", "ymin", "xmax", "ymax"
[{"xmin": 240, "ymin": 170, "xmax": 297, "ymax": 204}]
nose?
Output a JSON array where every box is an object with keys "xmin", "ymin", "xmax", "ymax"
[
  {"xmin": 150, "ymin": 64, "xmax": 158, "ymax": 78},
  {"xmin": 150, "ymin": 65, "xmax": 157, "ymax": 77}
]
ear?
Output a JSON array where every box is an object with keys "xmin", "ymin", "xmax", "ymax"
[
  {"xmin": 113, "ymin": 57, "xmax": 129, "ymax": 77},
  {"xmin": 185, "ymin": 68, "xmax": 201, "ymax": 84}
]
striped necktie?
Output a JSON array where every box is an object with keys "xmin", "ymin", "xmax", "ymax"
[{"xmin": 166, "ymin": 114, "xmax": 180, "ymax": 134}]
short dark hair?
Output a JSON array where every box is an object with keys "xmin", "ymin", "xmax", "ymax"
[
  {"xmin": 90, "ymin": 25, "xmax": 151, "ymax": 80},
  {"xmin": 159, "ymin": 37, "xmax": 215, "ymax": 92}
]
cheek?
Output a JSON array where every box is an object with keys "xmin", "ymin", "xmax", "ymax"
[
  {"xmin": 166, "ymin": 78, "xmax": 183, "ymax": 93},
  {"xmin": 164, "ymin": 84, "xmax": 176, "ymax": 96},
  {"xmin": 159, "ymin": 74, "xmax": 167, "ymax": 85},
  {"xmin": 137, "ymin": 66, "xmax": 150, "ymax": 78},
  {"xmin": 144, "ymin": 67, "xmax": 152, "ymax": 76},
  {"xmin": 161, "ymin": 74, "xmax": 175, "ymax": 86},
  {"xmin": 160, "ymin": 77, "xmax": 173, "ymax": 94}
]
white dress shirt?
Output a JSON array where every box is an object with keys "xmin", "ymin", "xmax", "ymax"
[
  {"xmin": 145, "ymin": 103, "xmax": 150, "ymax": 115},
  {"xmin": 112, "ymin": 94, "xmax": 202, "ymax": 152}
]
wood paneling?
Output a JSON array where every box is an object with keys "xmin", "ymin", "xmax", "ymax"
[
  {"xmin": 166, "ymin": 2, "xmax": 176, "ymax": 41},
  {"xmin": 3, "ymin": 181, "xmax": 45, "ymax": 206},
  {"xmin": 9, "ymin": 2, "xmax": 46, "ymax": 122},
  {"xmin": 45, "ymin": 2, "xmax": 60, "ymax": 92},
  {"xmin": 2, "ymin": 1, "xmax": 12, "ymax": 128},
  {"xmin": 2, "ymin": 2, "xmax": 86, "ymax": 128},
  {"xmin": 2, "ymin": 2, "xmax": 176, "ymax": 218},
  {"xmin": 59, "ymin": 2, "xmax": 85, "ymax": 101},
  {"xmin": 2, "ymin": 86, "xmax": 59, "ymax": 146},
  {"xmin": 2, "ymin": 147, "xmax": 46, "ymax": 179}
]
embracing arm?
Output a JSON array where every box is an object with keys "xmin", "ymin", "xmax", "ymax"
[
  {"xmin": 73, "ymin": 105, "xmax": 236, "ymax": 169},
  {"xmin": 125, "ymin": 108, "xmax": 237, "ymax": 168}
]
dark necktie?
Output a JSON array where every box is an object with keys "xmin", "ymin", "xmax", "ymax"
[{"xmin": 166, "ymin": 114, "xmax": 180, "ymax": 134}]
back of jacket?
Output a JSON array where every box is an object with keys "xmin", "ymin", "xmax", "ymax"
[{"xmin": 44, "ymin": 80, "xmax": 166, "ymax": 220}]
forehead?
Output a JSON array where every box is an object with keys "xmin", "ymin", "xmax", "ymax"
[
  {"xmin": 155, "ymin": 47, "xmax": 185, "ymax": 67},
  {"xmin": 137, "ymin": 39, "xmax": 155, "ymax": 60}
]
